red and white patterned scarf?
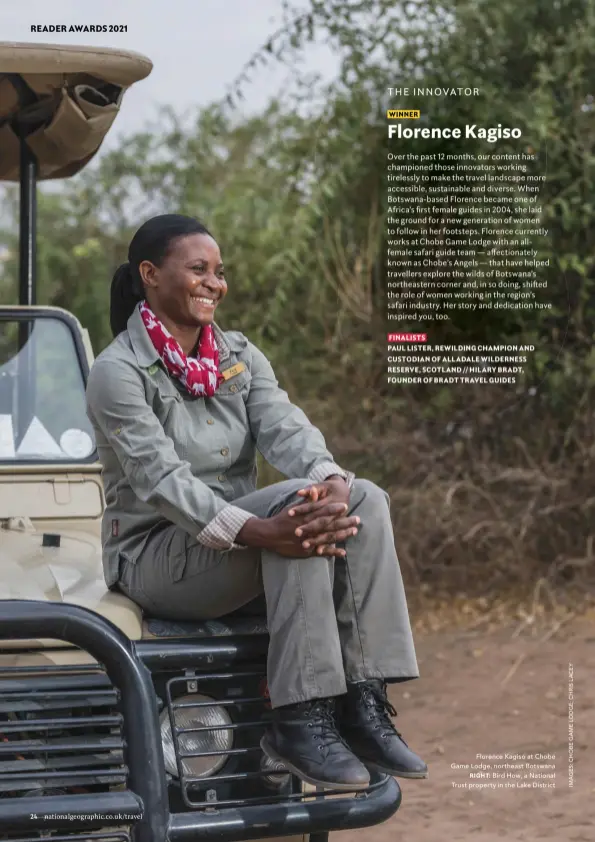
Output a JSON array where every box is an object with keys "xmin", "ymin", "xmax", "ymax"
[{"xmin": 139, "ymin": 301, "xmax": 223, "ymax": 397}]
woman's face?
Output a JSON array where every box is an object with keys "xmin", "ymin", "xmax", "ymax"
[{"xmin": 140, "ymin": 232, "xmax": 228, "ymax": 327}]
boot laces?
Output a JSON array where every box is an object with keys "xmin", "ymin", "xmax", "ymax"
[
  {"xmin": 305, "ymin": 699, "xmax": 350, "ymax": 751},
  {"xmin": 364, "ymin": 683, "xmax": 407, "ymax": 743}
]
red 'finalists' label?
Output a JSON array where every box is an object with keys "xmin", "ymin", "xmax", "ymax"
[{"xmin": 387, "ymin": 333, "xmax": 427, "ymax": 342}]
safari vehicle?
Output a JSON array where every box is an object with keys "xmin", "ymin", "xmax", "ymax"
[{"xmin": 0, "ymin": 42, "xmax": 402, "ymax": 842}]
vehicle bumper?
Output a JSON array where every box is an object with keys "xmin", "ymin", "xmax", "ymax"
[{"xmin": 0, "ymin": 600, "xmax": 402, "ymax": 842}]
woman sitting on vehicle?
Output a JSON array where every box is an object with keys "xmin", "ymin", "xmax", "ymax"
[{"xmin": 85, "ymin": 214, "xmax": 427, "ymax": 790}]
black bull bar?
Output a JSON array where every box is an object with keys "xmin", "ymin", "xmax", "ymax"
[{"xmin": 0, "ymin": 600, "xmax": 401, "ymax": 841}]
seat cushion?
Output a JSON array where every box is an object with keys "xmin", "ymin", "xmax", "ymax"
[
  {"xmin": 141, "ymin": 593, "xmax": 268, "ymax": 638},
  {"xmin": 143, "ymin": 614, "xmax": 268, "ymax": 639}
]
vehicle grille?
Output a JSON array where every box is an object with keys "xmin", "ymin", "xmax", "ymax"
[
  {"xmin": 0, "ymin": 659, "xmax": 377, "ymax": 819},
  {"xmin": 0, "ymin": 663, "xmax": 126, "ymax": 797},
  {"xmin": 164, "ymin": 667, "xmax": 370, "ymax": 811}
]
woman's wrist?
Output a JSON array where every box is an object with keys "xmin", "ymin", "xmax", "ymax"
[{"xmin": 236, "ymin": 516, "xmax": 271, "ymax": 548}]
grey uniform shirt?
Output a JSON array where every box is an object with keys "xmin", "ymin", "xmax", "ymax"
[{"xmin": 86, "ymin": 306, "xmax": 354, "ymax": 589}]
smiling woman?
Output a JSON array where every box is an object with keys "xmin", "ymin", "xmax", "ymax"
[{"xmin": 85, "ymin": 213, "xmax": 427, "ymax": 792}]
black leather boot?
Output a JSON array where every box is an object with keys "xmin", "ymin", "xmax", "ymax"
[
  {"xmin": 337, "ymin": 679, "xmax": 428, "ymax": 779},
  {"xmin": 261, "ymin": 697, "xmax": 371, "ymax": 790}
]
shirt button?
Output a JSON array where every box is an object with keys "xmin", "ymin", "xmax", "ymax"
[
  {"xmin": 218, "ymin": 474, "xmax": 226, "ymax": 482},
  {"xmin": 207, "ymin": 419, "xmax": 214, "ymax": 425},
  {"xmin": 220, "ymin": 447, "xmax": 229, "ymax": 456},
  {"xmin": 229, "ymin": 384, "xmax": 238, "ymax": 394}
]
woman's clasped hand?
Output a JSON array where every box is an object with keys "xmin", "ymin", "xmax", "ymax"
[
  {"xmin": 237, "ymin": 492, "xmax": 360, "ymax": 559},
  {"xmin": 288, "ymin": 477, "xmax": 358, "ymax": 557},
  {"xmin": 279, "ymin": 498, "xmax": 359, "ymax": 558}
]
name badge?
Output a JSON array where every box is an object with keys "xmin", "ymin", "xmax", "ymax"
[{"xmin": 220, "ymin": 362, "xmax": 246, "ymax": 381}]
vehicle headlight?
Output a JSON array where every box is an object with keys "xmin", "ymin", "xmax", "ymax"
[{"xmin": 160, "ymin": 693, "xmax": 233, "ymax": 779}]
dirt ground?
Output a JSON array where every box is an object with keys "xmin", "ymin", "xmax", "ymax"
[{"xmin": 336, "ymin": 611, "xmax": 593, "ymax": 842}]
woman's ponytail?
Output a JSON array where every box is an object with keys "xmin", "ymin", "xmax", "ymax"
[{"xmin": 109, "ymin": 262, "xmax": 143, "ymax": 337}]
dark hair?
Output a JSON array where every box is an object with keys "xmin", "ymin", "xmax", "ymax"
[{"xmin": 109, "ymin": 214, "xmax": 212, "ymax": 337}]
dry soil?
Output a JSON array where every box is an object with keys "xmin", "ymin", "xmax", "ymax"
[{"xmin": 336, "ymin": 614, "xmax": 592, "ymax": 841}]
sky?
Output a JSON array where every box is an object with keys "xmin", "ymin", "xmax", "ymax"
[{"xmin": 0, "ymin": 0, "xmax": 340, "ymax": 147}]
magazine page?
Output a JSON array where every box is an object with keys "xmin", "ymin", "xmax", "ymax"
[{"xmin": 0, "ymin": 2, "xmax": 588, "ymax": 842}]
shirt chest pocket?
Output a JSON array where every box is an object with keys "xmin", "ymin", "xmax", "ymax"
[
  {"xmin": 208, "ymin": 364, "xmax": 253, "ymax": 454},
  {"xmin": 216, "ymin": 365, "xmax": 252, "ymax": 398},
  {"xmin": 152, "ymin": 379, "xmax": 196, "ymax": 447}
]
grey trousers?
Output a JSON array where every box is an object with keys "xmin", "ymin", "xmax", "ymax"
[{"xmin": 119, "ymin": 478, "xmax": 419, "ymax": 708}]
